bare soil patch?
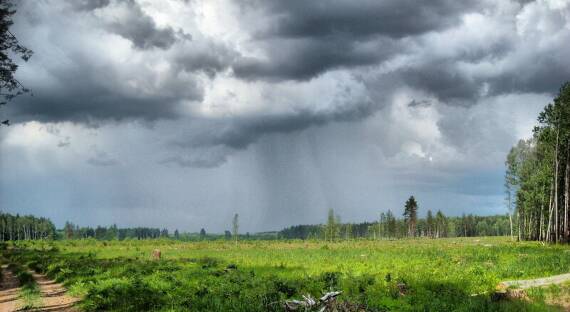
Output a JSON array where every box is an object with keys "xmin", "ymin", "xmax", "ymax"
[
  {"xmin": 0, "ymin": 264, "xmax": 80, "ymax": 312},
  {"xmin": 31, "ymin": 272, "xmax": 80, "ymax": 312},
  {"xmin": 500, "ymin": 273, "xmax": 570, "ymax": 289},
  {"xmin": 0, "ymin": 265, "xmax": 23, "ymax": 311}
]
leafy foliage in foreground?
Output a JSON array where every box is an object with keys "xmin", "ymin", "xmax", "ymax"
[{"xmin": 6, "ymin": 237, "xmax": 570, "ymax": 311}]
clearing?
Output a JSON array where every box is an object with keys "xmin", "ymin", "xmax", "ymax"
[{"xmin": 5, "ymin": 237, "xmax": 570, "ymax": 311}]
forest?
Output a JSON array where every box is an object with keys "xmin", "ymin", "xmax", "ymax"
[{"xmin": 0, "ymin": 212, "xmax": 56, "ymax": 241}]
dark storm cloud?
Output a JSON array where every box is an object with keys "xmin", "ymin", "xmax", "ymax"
[
  {"xmin": 232, "ymin": 0, "xmax": 481, "ymax": 81},
  {"xmin": 234, "ymin": 0, "xmax": 569, "ymax": 102},
  {"xmin": 489, "ymin": 55, "xmax": 570, "ymax": 96},
  {"xmin": 3, "ymin": 0, "xmax": 568, "ymax": 232},
  {"xmin": 250, "ymin": 0, "xmax": 480, "ymax": 39},
  {"xmin": 515, "ymin": 0, "xmax": 535, "ymax": 4},
  {"xmin": 233, "ymin": 37, "xmax": 399, "ymax": 81},
  {"xmin": 397, "ymin": 63, "xmax": 481, "ymax": 104},
  {"xmin": 394, "ymin": 47, "xmax": 569, "ymax": 105},
  {"xmin": 173, "ymin": 42, "xmax": 238, "ymax": 77},
  {"xmin": 106, "ymin": 0, "xmax": 178, "ymax": 50},
  {"xmin": 174, "ymin": 96, "xmax": 374, "ymax": 151},
  {"xmin": 8, "ymin": 0, "xmax": 240, "ymax": 123},
  {"xmin": 159, "ymin": 153, "xmax": 228, "ymax": 169},
  {"xmin": 69, "ymin": 0, "xmax": 111, "ymax": 11},
  {"xmin": 9, "ymin": 0, "xmax": 570, "ymax": 147},
  {"xmin": 8, "ymin": 54, "xmax": 199, "ymax": 122},
  {"xmin": 9, "ymin": 88, "xmax": 185, "ymax": 123},
  {"xmin": 10, "ymin": 93, "xmax": 182, "ymax": 123},
  {"xmin": 69, "ymin": 0, "xmax": 183, "ymax": 50}
]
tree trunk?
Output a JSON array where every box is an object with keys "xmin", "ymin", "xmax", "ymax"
[
  {"xmin": 540, "ymin": 188, "xmax": 546, "ymax": 241},
  {"xmin": 555, "ymin": 128, "xmax": 560, "ymax": 243},
  {"xmin": 517, "ymin": 210, "xmax": 522, "ymax": 241},
  {"xmin": 547, "ymin": 180, "xmax": 555, "ymax": 242},
  {"xmin": 509, "ymin": 213, "xmax": 514, "ymax": 241},
  {"xmin": 562, "ymin": 144, "xmax": 570, "ymax": 242},
  {"xmin": 507, "ymin": 191, "xmax": 514, "ymax": 241}
]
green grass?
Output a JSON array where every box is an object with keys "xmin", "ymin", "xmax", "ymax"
[
  {"xmin": 7, "ymin": 237, "xmax": 570, "ymax": 311},
  {"xmin": 19, "ymin": 281, "xmax": 41, "ymax": 311}
]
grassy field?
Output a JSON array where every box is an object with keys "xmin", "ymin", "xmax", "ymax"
[{"xmin": 3, "ymin": 237, "xmax": 570, "ymax": 311}]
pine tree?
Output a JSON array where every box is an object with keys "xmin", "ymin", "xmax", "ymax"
[
  {"xmin": 403, "ymin": 196, "xmax": 418, "ymax": 237},
  {"xmin": 326, "ymin": 208, "xmax": 336, "ymax": 242},
  {"xmin": 435, "ymin": 210, "xmax": 447, "ymax": 238}
]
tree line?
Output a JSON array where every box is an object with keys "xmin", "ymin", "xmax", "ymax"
[
  {"xmin": 1, "ymin": 203, "xmax": 510, "ymax": 242},
  {"xmin": 279, "ymin": 196, "xmax": 510, "ymax": 240},
  {"xmin": 0, "ymin": 211, "xmax": 56, "ymax": 241},
  {"xmin": 63, "ymin": 222, "xmax": 171, "ymax": 240}
]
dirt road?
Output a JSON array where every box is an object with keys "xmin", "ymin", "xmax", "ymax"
[
  {"xmin": 0, "ymin": 264, "xmax": 80, "ymax": 312},
  {"xmin": 30, "ymin": 272, "xmax": 80, "ymax": 312},
  {"xmin": 0, "ymin": 265, "xmax": 24, "ymax": 311},
  {"xmin": 500, "ymin": 273, "xmax": 570, "ymax": 289}
]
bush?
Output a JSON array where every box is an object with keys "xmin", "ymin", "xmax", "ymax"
[
  {"xmin": 83, "ymin": 277, "xmax": 165, "ymax": 311},
  {"xmin": 17, "ymin": 271, "xmax": 35, "ymax": 286}
]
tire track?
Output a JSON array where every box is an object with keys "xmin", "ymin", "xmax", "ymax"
[
  {"xmin": 30, "ymin": 272, "xmax": 80, "ymax": 312},
  {"xmin": 0, "ymin": 264, "xmax": 23, "ymax": 311}
]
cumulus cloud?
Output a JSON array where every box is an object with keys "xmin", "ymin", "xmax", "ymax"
[
  {"xmin": 8, "ymin": 0, "xmax": 569, "ymax": 162},
  {"xmin": 2, "ymin": 0, "xmax": 569, "ymax": 230},
  {"xmin": 100, "ymin": 0, "xmax": 179, "ymax": 50},
  {"xmin": 9, "ymin": 0, "xmax": 570, "ymax": 138},
  {"xmin": 388, "ymin": 1, "xmax": 570, "ymax": 102},
  {"xmin": 248, "ymin": 0, "xmax": 480, "ymax": 39},
  {"xmin": 232, "ymin": 0, "xmax": 482, "ymax": 80},
  {"xmin": 8, "ymin": 0, "xmax": 235, "ymax": 122}
]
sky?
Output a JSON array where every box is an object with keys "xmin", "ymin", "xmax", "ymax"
[{"xmin": 1, "ymin": 0, "xmax": 569, "ymax": 232}]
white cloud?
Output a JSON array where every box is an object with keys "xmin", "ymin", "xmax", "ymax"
[{"xmin": 1, "ymin": 0, "xmax": 567, "ymax": 230}]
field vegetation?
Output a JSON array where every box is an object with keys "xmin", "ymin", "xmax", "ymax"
[{"xmin": 3, "ymin": 237, "xmax": 570, "ymax": 311}]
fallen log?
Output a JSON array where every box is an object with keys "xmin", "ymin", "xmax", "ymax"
[{"xmin": 284, "ymin": 291, "xmax": 342, "ymax": 311}]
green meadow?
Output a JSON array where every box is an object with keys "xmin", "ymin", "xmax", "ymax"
[{"xmin": 3, "ymin": 237, "xmax": 570, "ymax": 311}]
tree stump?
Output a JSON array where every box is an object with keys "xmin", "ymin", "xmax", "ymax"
[
  {"xmin": 492, "ymin": 284, "xmax": 529, "ymax": 302},
  {"xmin": 151, "ymin": 249, "xmax": 161, "ymax": 260}
]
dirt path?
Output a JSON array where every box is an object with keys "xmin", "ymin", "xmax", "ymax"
[
  {"xmin": 30, "ymin": 272, "xmax": 80, "ymax": 312},
  {"xmin": 0, "ymin": 264, "xmax": 24, "ymax": 311},
  {"xmin": 0, "ymin": 264, "xmax": 80, "ymax": 312},
  {"xmin": 500, "ymin": 273, "xmax": 570, "ymax": 289}
]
